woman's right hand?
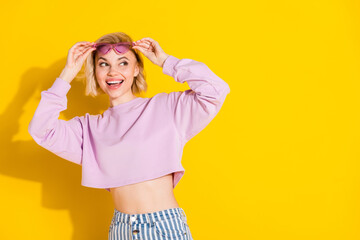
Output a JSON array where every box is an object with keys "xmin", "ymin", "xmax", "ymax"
[{"xmin": 60, "ymin": 41, "xmax": 96, "ymax": 83}]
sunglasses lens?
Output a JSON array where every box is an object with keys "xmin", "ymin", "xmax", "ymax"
[
  {"xmin": 96, "ymin": 44, "xmax": 111, "ymax": 54},
  {"xmin": 114, "ymin": 43, "xmax": 131, "ymax": 54}
]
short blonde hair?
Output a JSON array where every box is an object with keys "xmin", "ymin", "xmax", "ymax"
[{"xmin": 83, "ymin": 32, "xmax": 147, "ymax": 97}]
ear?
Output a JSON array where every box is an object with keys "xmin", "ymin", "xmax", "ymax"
[{"xmin": 134, "ymin": 63, "xmax": 140, "ymax": 77}]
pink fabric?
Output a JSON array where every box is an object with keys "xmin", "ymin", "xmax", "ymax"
[{"xmin": 28, "ymin": 55, "xmax": 230, "ymax": 192}]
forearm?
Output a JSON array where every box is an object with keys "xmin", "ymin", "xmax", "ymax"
[
  {"xmin": 28, "ymin": 77, "xmax": 84, "ymax": 165},
  {"xmin": 162, "ymin": 56, "xmax": 231, "ymax": 142},
  {"xmin": 162, "ymin": 55, "xmax": 230, "ymax": 99},
  {"xmin": 159, "ymin": 53, "xmax": 170, "ymax": 68},
  {"xmin": 59, "ymin": 67, "xmax": 76, "ymax": 84}
]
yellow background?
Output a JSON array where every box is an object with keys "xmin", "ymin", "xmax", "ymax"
[{"xmin": 1, "ymin": 0, "xmax": 360, "ymax": 239}]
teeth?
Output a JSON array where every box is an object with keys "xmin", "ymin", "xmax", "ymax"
[
  {"xmin": 108, "ymin": 80, "xmax": 123, "ymax": 83},
  {"xmin": 107, "ymin": 80, "xmax": 124, "ymax": 85}
]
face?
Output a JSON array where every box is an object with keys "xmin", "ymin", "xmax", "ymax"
[{"xmin": 94, "ymin": 46, "xmax": 140, "ymax": 106}]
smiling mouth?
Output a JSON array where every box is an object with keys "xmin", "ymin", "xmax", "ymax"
[{"xmin": 106, "ymin": 80, "xmax": 124, "ymax": 86}]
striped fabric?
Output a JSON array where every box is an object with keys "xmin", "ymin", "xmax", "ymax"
[{"xmin": 108, "ymin": 207, "xmax": 193, "ymax": 240}]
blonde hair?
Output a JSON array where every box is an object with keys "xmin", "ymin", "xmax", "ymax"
[{"xmin": 82, "ymin": 32, "xmax": 147, "ymax": 97}]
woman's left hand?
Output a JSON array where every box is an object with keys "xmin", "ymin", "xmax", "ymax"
[{"xmin": 132, "ymin": 37, "xmax": 170, "ymax": 67}]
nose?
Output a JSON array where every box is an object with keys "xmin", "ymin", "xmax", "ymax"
[{"xmin": 107, "ymin": 66, "xmax": 121, "ymax": 76}]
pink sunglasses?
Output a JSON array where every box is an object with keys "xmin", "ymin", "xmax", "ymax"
[{"xmin": 92, "ymin": 42, "xmax": 136, "ymax": 55}]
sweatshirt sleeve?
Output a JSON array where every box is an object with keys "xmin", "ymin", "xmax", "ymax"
[
  {"xmin": 28, "ymin": 77, "xmax": 84, "ymax": 166},
  {"xmin": 162, "ymin": 55, "xmax": 230, "ymax": 142}
]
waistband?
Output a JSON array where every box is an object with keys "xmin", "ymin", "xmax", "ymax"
[{"xmin": 111, "ymin": 207, "xmax": 187, "ymax": 226}]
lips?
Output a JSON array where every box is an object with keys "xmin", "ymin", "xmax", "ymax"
[
  {"xmin": 106, "ymin": 80, "xmax": 124, "ymax": 85},
  {"xmin": 106, "ymin": 79, "xmax": 124, "ymax": 86}
]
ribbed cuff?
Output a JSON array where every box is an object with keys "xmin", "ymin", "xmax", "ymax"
[
  {"xmin": 48, "ymin": 77, "xmax": 72, "ymax": 97},
  {"xmin": 162, "ymin": 55, "xmax": 180, "ymax": 78}
]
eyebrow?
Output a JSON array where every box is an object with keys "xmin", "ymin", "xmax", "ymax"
[{"xmin": 98, "ymin": 57, "xmax": 129, "ymax": 62}]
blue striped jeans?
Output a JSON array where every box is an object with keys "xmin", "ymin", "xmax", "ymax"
[{"xmin": 108, "ymin": 207, "xmax": 193, "ymax": 240}]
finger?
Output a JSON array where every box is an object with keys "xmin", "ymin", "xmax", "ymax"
[
  {"xmin": 141, "ymin": 39, "xmax": 158, "ymax": 48},
  {"xmin": 133, "ymin": 45, "xmax": 151, "ymax": 52},
  {"xmin": 135, "ymin": 41, "xmax": 151, "ymax": 47},
  {"xmin": 82, "ymin": 46, "xmax": 96, "ymax": 57},
  {"xmin": 132, "ymin": 46, "xmax": 145, "ymax": 53},
  {"xmin": 74, "ymin": 44, "xmax": 92, "ymax": 53},
  {"xmin": 77, "ymin": 41, "xmax": 92, "ymax": 45},
  {"xmin": 140, "ymin": 40, "xmax": 157, "ymax": 49},
  {"xmin": 70, "ymin": 44, "xmax": 90, "ymax": 56},
  {"xmin": 132, "ymin": 46, "xmax": 143, "ymax": 52},
  {"xmin": 71, "ymin": 41, "xmax": 92, "ymax": 50},
  {"xmin": 75, "ymin": 46, "xmax": 95, "ymax": 62},
  {"xmin": 134, "ymin": 39, "xmax": 150, "ymax": 45},
  {"xmin": 74, "ymin": 45, "xmax": 93, "ymax": 59},
  {"xmin": 139, "ymin": 37, "xmax": 154, "ymax": 42},
  {"xmin": 135, "ymin": 38, "xmax": 153, "ymax": 45},
  {"xmin": 134, "ymin": 42, "xmax": 150, "ymax": 49},
  {"xmin": 137, "ymin": 40, "xmax": 151, "ymax": 46},
  {"xmin": 74, "ymin": 45, "xmax": 91, "ymax": 55},
  {"xmin": 76, "ymin": 42, "xmax": 94, "ymax": 50}
]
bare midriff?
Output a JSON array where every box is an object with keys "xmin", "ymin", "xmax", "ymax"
[{"xmin": 109, "ymin": 173, "xmax": 180, "ymax": 214}]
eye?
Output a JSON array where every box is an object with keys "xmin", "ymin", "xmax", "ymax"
[{"xmin": 99, "ymin": 62, "xmax": 128, "ymax": 67}]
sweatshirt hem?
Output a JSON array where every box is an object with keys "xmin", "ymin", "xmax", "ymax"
[{"xmin": 81, "ymin": 168, "xmax": 185, "ymax": 191}]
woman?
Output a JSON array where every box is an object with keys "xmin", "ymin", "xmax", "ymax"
[{"xmin": 28, "ymin": 32, "xmax": 230, "ymax": 239}]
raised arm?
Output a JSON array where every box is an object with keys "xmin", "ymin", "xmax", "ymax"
[
  {"xmin": 162, "ymin": 55, "xmax": 230, "ymax": 142},
  {"xmin": 28, "ymin": 41, "xmax": 97, "ymax": 165},
  {"xmin": 28, "ymin": 77, "xmax": 85, "ymax": 165}
]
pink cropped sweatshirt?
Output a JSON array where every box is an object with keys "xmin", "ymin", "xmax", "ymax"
[{"xmin": 28, "ymin": 55, "xmax": 230, "ymax": 192}]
